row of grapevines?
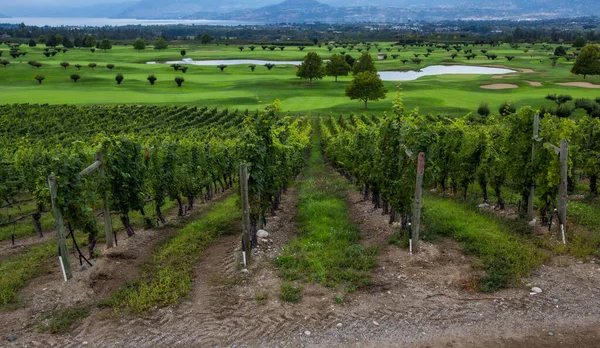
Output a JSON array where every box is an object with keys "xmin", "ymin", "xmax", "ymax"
[
  {"xmin": 0, "ymin": 103, "xmax": 311, "ymax": 258},
  {"xmin": 322, "ymin": 106, "xmax": 599, "ymax": 224}
]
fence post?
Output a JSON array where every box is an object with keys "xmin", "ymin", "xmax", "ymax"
[
  {"xmin": 559, "ymin": 139, "xmax": 568, "ymax": 244},
  {"xmin": 528, "ymin": 113, "xmax": 540, "ymax": 221},
  {"xmin": 240, "ymin": 163, "xmax": 251, "ymax": 266},
  {"xmin": 412, "ymin": 152, "xmax": 425, "ymax": 253},
  {"xmin": 97, "ymin": 151, "xmax": 114, "ymax": 249},
  {"xmin": 48, "ymin": 174, "xmax": 72, "ymax": 281}
]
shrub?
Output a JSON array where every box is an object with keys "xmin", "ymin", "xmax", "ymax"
[
  {"xmin": 499, "ymin": 101, "xmax": 516, "ymax": 116},
  {"xmin": 477, "ymin": 102, "xmax": 490, "ymax": 117}
]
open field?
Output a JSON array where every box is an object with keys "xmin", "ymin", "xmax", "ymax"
[{"xmin": 1, "ymin": 42, "xmax": 600, "ymax": 115}]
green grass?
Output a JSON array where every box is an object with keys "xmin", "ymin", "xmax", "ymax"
[
  {"xmin": 38, "ymin": 306, "xmax": 90, "ymax": 334},
  {"xmin": 275, "ymin": 132, "xmax": 378, "ymax": 297},
  {"xmin": 0, "ymin": 241, "xmax": 59, "ymax": 306},
  {"xmin": 423, "ymin": 195, "xmax": 548, "ymax": 292},
  {"xmin": 107, "ymin": 194, "xmax": 239, "ymax": 314},
  {"xmin": 565, "ymin": 201, "xmax": 600, "ymax": 258},
  {"xmin": 1, "ymin": 43, "xmax": 599, "ymax": 116},
  {"xmin": 280, "ymin": 283, "xmax": 303, "ymax": 303},
  {"xmin": 0, "ymin": 232, "xmax": 91, "ymax": 308}
]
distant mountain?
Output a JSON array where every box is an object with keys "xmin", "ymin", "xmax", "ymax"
[
  {"xmin": 118, "ymin": 0, "xmax": 279, "ymax": 18},
  {"xmin": 2, "ymin": 0, "xmax": 600, "ymax": 21},
  {"xmin": 223, "ymin": 0, "xmax": 333, "ymax": 22},
  {"xmin": 1, "ymin": 2, "xmax": 135, "ymax": 18},
  {"xmin": 150, "ymin": 0, "xmax": 600, "ymax": 22}
]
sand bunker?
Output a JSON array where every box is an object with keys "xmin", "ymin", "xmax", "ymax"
[
  {"xmin": 557, "ymin": 82, "xmax": 600, "ymax": 89},
  {"xmin": 526, "ymin": 81, "xmax": 542, "ymax": 87},
  {"xmin": 519, "ymin": 68, "xmax": 535, "ymax": 73},
  {"xmin": 480, "ymin": 84, "xmax": 519, "ymax": 90}
]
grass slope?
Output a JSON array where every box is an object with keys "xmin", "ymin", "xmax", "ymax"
[
  {"xmin": 108, "ymin": 194, "xmax": 239, "ymax": 313},
  {"xmin": 275, "ymin": 133, "xmax": 378, "ymax": 299},
  {"xmin": 423, "ymin": 195, "xmax": 548, "ymax": 292}
]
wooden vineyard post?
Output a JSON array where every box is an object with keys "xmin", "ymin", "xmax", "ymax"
[
  {"xmin": 528, "ymin": 113, "xmax": 540, "ymax": 221},
  {"xmin": 544, "ymin": 139, "xmax": 568, "ymax": 244},
  {"xmin": 97, "ymin": 152, "xmax": 114, "ymax": 249},
  {"xmin": 48, "ymin": 174, "xmax": 72, "ymax": 281},
  {"xmin": 412, "ymin": 152, "xmax": 425, "ymax": 253},
  {"xmin": 240, "ymin": 163, "xmax": 251, "ymax": 266},
  {"xmin": 559, "ymin": 139, "xmax": 568, "ymax": 244}
]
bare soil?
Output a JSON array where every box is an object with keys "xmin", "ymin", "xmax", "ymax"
[
  {"xmin": 1, "ymin": 171, "xmax": 600, "ymax": 347},
  {"xmin": 526, "ymin": 81, "xmax": 543, "ymax": 87},
  {"xmin": 480, "ymin": 83, "xmax": 520, "ymax": 90},
  {"xmin": 557, "ymin": 82, "xmax": 600, "ymax": 89}
]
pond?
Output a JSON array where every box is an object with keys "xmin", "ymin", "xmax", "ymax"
[
  {"xmin": 378, "ymin": 65, "xmax": 515, "ymax": 81},
  {"xmin": 146, "ymin": 60, "xmax": 517, "ymax": 81},
  {"xmin": 147, "ymin": 58, "xmax": 304, "ymax": 66}
]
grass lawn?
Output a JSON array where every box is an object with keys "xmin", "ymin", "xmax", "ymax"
[
  {"xmin": 1, "ymin": 42, "xmax": 599, "ymax": 116},
  {"xmin": 275, "ymin": 131, "xmax": 378, "ymax": 301}
]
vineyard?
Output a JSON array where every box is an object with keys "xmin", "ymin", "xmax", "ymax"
[
  {"xmin": 0, "ymin": 102, "xmax": 311, "ymax": 308},
  {"xmin": 1, "ymin": 48, "xmax": 600, "ymax": 347}
]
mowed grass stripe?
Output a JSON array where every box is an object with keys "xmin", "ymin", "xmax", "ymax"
[
  {"xmin": 108, "ymin": 194, "xmax": 239, "ymax": 313},
  {"xmin": 423, "ymin": 195, "xmax": 548, "ymax": 292},
  {"xmin": 275, "ymin": 133, "xmax": 378, "ymax": 297}
]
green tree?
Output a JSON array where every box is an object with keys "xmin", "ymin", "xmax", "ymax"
[
  {"xmin": 62, "ymin": 37, "xmax": 74, "ymax": 49},
  {"xmin": 180, "ymin": 49, "xmax": 186, "ymax": 57},
  {"xmin": 99, "ymin": 39, "xmax": 112, "ymax": 51},
  {"xmin": 34, "ymin": 75, "xmax": 45, "ymax": 84},
  {"xmin": 70, "ymin": 74, "xmax": 81, "ymax": 83},
  {"xmin": 153, "ymin": 37, "xmax": 168, "ymax": 51},
  {"xmin": 554, "ymin": 46, "xmax": 567, "ymax": 56},
  {"xmin": 573, "ymin": 36, "xmax": 586, "ymax": 48},
  {"xmin": 345, "ymin": 71, "xmax": 388, "ymax": 109},
  {"xmin": 28, "ymin": 39, "xmax": 36, "ymax": 47},
  {"xmin": 106, "ymin": 63, "xmax": 115, "ymax": 70},
  {"xmin": 83, "ymin": 34, "xmax": 96, "ymax": 48},
  {"xmin": 115, "ymin": 73, "xmax": 124, "ymax": 85},
  {"xmin": 199, "ymin": 34, "xmax": 213, "ymax": 44},
  {"xmin": 353, "ymin": 52, "xmax": 376, "ymax": 75},
  {"xmin": 133, "ymin": 38, "xmax": 146, "ymax": 51},
  {"xmin": 147, "ymin": 74, "xmax": 157, "ymax": 85},
  {"xmin": 296, "ymin": 52, "xmax": 324, "ymax": 84},
  {"xmin": 325, "ymin": 53, "xmax": 351, "ymax": 82},
  {"xmin": 571, "ymin": 44, "xmax": 600, "ymax": 79},
  {"xmin": 175, "ymin": 76, "xmax": 185, "ymax": 87},
  {"xmin": 60, "ymin": 61, "xmax": 70, "ymax": 70}
]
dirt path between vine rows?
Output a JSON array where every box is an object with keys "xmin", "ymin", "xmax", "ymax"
[
  {"xmin": 0, "ymin": 190, "xmax": 231, "ymax": 344},
  {"xmin": 3, "ymin": 168, "xmax": 600, "ymax": 347}
]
